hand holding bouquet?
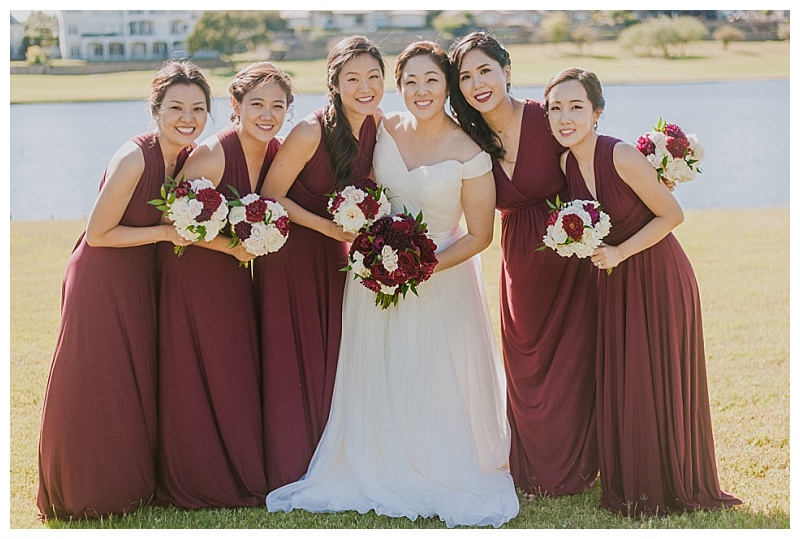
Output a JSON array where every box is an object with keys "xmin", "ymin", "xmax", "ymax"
[
  {"xmin": 538, "ymin": 196, "xmax": 612, "ymax": 273},
  {"xmin": 149, "ymin": 175, "xmax": 229, "ymax": 255},
  {"xmin": 327, "ymin": 178, "xmax": 391, "ymax": 234},
  {"xmin": 227, "ymin": 187, "xmax": 290, "ymax": 267},
  {"xmin": 345, "ymin": 209, "xmax": 438, "ymax": 309},
  {"xmin": 636, "ymin": 118, "xmax": 704, "ymax": 186}
]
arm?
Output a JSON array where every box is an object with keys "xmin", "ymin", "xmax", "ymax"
[
  {"xmin": 591, "ymin": 143, "xmax": 684, "ymax": 271},
  {"xmin": 260, "ymin": 117, "xmax": 356, "ymax": 242},
  {"xmin": 85, "ymin": 141, "xmax": 189, "ymax": 248},
  {"xmin": 432, "ymin": 169, "xmax": 496, "ymax": 273}
]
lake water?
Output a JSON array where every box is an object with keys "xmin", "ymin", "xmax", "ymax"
[{"xmin": 9, "ymin": 80, "xmax": 789, "ymax": 221}]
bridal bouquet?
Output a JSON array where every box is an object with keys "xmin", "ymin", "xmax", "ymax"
[
  {"xmin": 345, "ymin": 210, "xmax": 438, "ymax": 309},
  {"xmin": 327, "ymin": 178, "xmax": 392, "ymax": 234},
  {"xmin": 636, "ymin": 118, "xmax": 704, "ymax": 185},
  {"xmin": 538, "ymin": 196, "xmax": 612, "ymax": 272},
  {"xmin": 149, "ymin": 175, "xmax": 229, "ymax": 255},
  {"xmin": 226, "ymin": 187, "xmax": 290, "ymax": 268}
]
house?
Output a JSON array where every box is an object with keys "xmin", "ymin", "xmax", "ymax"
[
  {"xmin": 10, "ymin": 15, "xmax": 25, "ymax": 60},
  {"xmin": 57, "ymin": 10, "xmax": 205, "ymax": 61}
]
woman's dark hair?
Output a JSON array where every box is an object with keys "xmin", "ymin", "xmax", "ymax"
[
  {"xmin": 149, "ymin": 59, "xmax": 212, "ymax": 118},
  {"xmin": 544, "ymin": 67, "xmax": 606, "ymax": 117},
  {"xmin": 228, "ymin": 61, "xmax": 295, "ymax": 123},
  {"xmin": 323, "ymin": 36, "xmax": 385, "ymax": 187},
  {"xmin": 394, "ymin": 41, "xmax": 451, "ymax": 91},
  {"xmin": 448, "ymin": 31, "xmax": 511, "ymax": 160}
]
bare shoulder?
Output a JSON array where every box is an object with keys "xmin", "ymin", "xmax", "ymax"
[
  {"xmin": 613, "ymin": 140, "xmax": 657, "ymax": 185},
  {"xmin": 284, "ymin": 112, "xmax": 322, "ymax": 148},
  {"xmin": 447, "ymin": 125, "xmax": 485, "ymax": 163},
  {"xmin": 381, "ymin": 111, "xmax": 405, "ymax": 134},
  {"xmin": 107, "ymin": 140, "xmax": 146, "ymax": 180}
]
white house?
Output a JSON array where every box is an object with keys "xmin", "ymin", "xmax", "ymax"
[
  {"xmin": 57, "ymin": 10, "xmax": 204, "ymax": 61},
  {"xmin": 10, "ymin": 15, "xmax": 25, "ymax": 60}
]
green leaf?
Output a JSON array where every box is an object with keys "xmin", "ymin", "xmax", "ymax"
[{"xmin": 228, "ymin": 185, "xmax": 241, "ymax": 199}]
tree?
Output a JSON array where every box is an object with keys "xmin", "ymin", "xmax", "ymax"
[
  {"xmin": 571, "ymin": 26, "xmax": 602, "ymax": 55},
  {"xmin": 540, "ymin": 12, "xmax": 570, "ymax": 46},
  {"xmin": 617, "ymin": 16, "xmax": 708, "ymax": 58},
  {"xmin": 713, "ymin": 25, "xmax": 745, "ymax": 49},
  {"xmin": 431, "ymin": 11, "xmax": 473, "ymax": 39},
  {"xmin": 187, "ymin": 11, "xmax": 282, "ymax": 57},
  {"xmin": 24, "ymin": 11, "xmax": 58, "ymax": 48}
]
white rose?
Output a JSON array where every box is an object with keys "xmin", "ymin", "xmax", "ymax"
[
  {"xmin": 229, "ymin": 205, "xmax": 247, "ymax": 225},
  {"xmin": 381, "ymin": 245, "xmax": 398, "ymax": 273},
  {"xmin": 241, "ymin": 193, "xmax": 261, "ymax": 206},
  {"xmin": 687, "ymin": 133, "xmax": 705, "ymax": 162},
  {"xmin": 266, "ymin": 200, "xmax": 288, "ymax": 220},
  {"xmin": 349, "ymin": 251, "xmax": 371, "ymax": 278},
  {"xmin": 341, "ymin": 185, "xmax": 366, "ymax": 204},
  {"xmin": 650, "ymin": 131, "xmax": 666, "ymax": 147},
  {"xmin": 212, "ymin": 203, "xmax": 229, "ymax": 222},
  {"xmin": 262, "ymin": 226, "xmax": 288, "ymax": 253},
  {"xmin": 190, "ymin": 177, "xmax": 215, "ymax": 191},
  {"xmin": 187, "ymin": 199, "xmax": 204, "ymax": 219},
  {"xmin": 333, "ymin": 202, "xmax": 368, "ymax": 233}
]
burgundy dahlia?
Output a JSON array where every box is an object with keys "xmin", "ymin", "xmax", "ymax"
[
  {"xmin": 636, "ymin": 134, "xmax": 655, "ymax": 156},
  {"xmin": 561, "ymin": 213, "xmax": 585, "ymax": 241},
  {"xmin": 234, "ymin": 220, "xmax": 253, "ymax": 240},
  {"xmin": 663, "ymin": 123, "xmax": 686, "ymax": 139},
  {"xmin": 245, "ymin": 198, "xmax": 268, "ymax": 223},
  {"xmin": 666, "ymin": 136, "xmax": 691, "ymax": 159}
]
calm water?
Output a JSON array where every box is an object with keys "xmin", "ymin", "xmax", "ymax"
[{"xmin": 9, "ymin": 80, "xmax": 789, "ymax": 221}]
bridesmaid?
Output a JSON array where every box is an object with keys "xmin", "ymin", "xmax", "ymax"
[
  {"xmin": 256, "ymin": 36, "xmax": 384, "ymax": 492},
  {"xmin": 155, "ymin": 62, "xmax": 294, "ymax": 508},
  {"xmin": 544, "ymin": 67, "xmax": 742, "ymax": 516},
  {"xmin": 449, "ymin": 32, "xmax": 599, "ymax": 497},
  {"xmin": 36, "ymin": 60, "xmax": 209, "ymax": 520}
]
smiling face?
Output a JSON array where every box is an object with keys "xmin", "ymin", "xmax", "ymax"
[
  {"xmin": 546, "ymin": 79, "xmax": 601, "ymax": 149},
  {"xmin": 457, "ymin": 48, "xmax": 511, "ymax": 114},
  {"xmin": 156, "ymin": 83, "xmax": 208, "ymax": 149},
  {"xmin": 400, "ymin": 54, "xmax": 448, "ymax": 122},
  {"xmin": 335, "ymin": 53, "xmax": 385, "ymax": 120},
  {"xmin": 232, "ymin": 81, "xmax": 288, "ymax": 145}
]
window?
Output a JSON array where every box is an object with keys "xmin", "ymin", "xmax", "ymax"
[
  {"xmin": 129, "ymin": 21, "xmax": 153, "ymax": 36},
  {"xmin": 89, "ymin": 43, "xmax": 104, "ymax": 58},
  {"xmin": 153, "ymin": 42, "xmax": 168, "ymax": 57},
  {"xmin": 170, "ymin": 20, "xmax": 187, "ymax": 34},
  {"xmin": 109, "ymin": 43, "xmax": 124, "ymax": 56}
]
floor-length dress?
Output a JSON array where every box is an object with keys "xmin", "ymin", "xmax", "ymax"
[
  {"xmin": 37, "ymin": 133, "xmax": 185, "ymax": 520},
  {"xmin": 565, "ymin": 135, "xmax": 742, "ymax": 516},
  {"xmin": 266, "ymin": 123, "xmax": 519, "ymax": 528},
  {"xmin": 155, "ymin": 129, "xmax": 279, "ymax": 508},
  {"xmin": 257, "ymin": 111, "xmax": 377, "ymax": 492},
  {"xmin": 494, "ymin": 100, "xmax": 599, "ymax": 496}
]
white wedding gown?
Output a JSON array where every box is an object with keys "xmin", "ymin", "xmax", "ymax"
[{"xmin": 266, "ymin": 123, "xmax": 519, "ymax": 528}]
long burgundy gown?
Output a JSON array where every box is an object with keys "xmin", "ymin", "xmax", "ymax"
[
  {"xmin": 155, "ymin": 129, "xmax": 280, "ymax": 508},
  {"xmin": 256, "ymin": 110, "xmax": 377, "ymax": 492},
  {"xmin": 493, "ymin": 100, "xmax": 599, "ymax": 496},
  {"xmin": 37, "ymin": 133, "xmax": 188, "ymax": 520},
  {"xmin": 565, "ymin": 135, "xmax": 742, "ymax": 516}
]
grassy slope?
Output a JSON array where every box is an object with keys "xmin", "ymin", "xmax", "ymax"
[
  {"xmin": 10, "ymin": 208, "xmax": 790, "ymax": 529},
  {"xmin": 10, "ymin": 40, "xmax": 790, "ymax": 103}
]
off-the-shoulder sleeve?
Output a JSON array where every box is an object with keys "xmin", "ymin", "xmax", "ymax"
[{"xmin": 462, "ymin": 151, "xmax": 492, "ymax": 180}]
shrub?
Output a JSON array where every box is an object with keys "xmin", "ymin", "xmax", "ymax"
[
  {"xmin": 540, "ymin": 11, "xmax": 570, "ymax": 45},
  {"xmin": 25, "ymin": 45, "xmax": 49, "ymax": 65},
  {"xmin": 713, "ymin": 25, "xmax": 745, "ymax": 49},
  {"xmin": 571, "ymin": 26, "xmax": 602, "ymax": 55},
  {"xmin": 617, "ymin": 16, "xmax": 709, "ymax": 58},
  {"xmin": 777, "ymin": 21, "xmax": 790, "ymax": 40}
]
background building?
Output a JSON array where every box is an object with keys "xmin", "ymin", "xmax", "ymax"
[{"xmin": 57, "ymin": 10, "xmax": 204, "ymax": 61}]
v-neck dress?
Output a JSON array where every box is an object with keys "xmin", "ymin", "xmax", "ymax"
[
  {"xmin": 492, "ymin": 100, "xmax": 599, "ymax": 496},
  {"xmin": 266, "ymin": 122, "xmax": 518, "ymax": 528},
  {"xmin": 565, "ymin": 134, "xmax": 742, "ymax": 516},
  {"xmin": 155, "ymin": 128, "xmax": 278, "ymax": 508}
]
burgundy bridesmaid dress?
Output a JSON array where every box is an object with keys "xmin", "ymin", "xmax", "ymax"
[
  {"xmin": 494, "ymin": 101, "xmax": 599, "ymax": 496},
  {"xmin": 37, "ymin": 133, "xmax": 186, "ymax": 520},
  {"xmin": 565, "ymin": 135, "xmax": 742, "ymax": 516},
  {"xmin": 155, "ymin": 129, "xmax": 279, "ymax": 508},
  {"xmin": 255, "ymin": 110, "xmax": 377, "ymax": 492}
]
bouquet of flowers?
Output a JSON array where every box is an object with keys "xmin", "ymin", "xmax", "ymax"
[
  {"xmin": 345, "ymin": 210, "xmax": 438, "ymax": 309},
  {"xmin": 149, "ymin": 175, "xmax": 229, "ymax": 255},
  {"xmin": 636, "ymin": 118, "xmax": 704, "ymax": 185},
  {"xmin": 226, "ymin": 187, "xmax": 290, "ymax": 268},
  {"xmin": 538, "ymin": 196, "xmax": 612, "ymax": 272},
  {"xmin": 327, "ymin": 178, "xmax": 392, "ymax": 234}
]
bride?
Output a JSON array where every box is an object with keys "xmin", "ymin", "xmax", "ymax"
[{"xmin": 266, "ymin": 41, "xmax": 519, "ymax": 528}]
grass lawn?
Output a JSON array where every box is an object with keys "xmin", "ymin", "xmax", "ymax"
[
  {"xmin": 9, "ymin": 208, "xmax": 790, "ymax": 529},
  {"xmin": 10, "ymin": 40, "xmax": 789, "ymax": 104}
]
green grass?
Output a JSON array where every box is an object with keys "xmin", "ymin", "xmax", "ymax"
[
  {"xmin": 10, "ymin": 40, "xmax": 789, "ymax": 104},
  {"xmin": 9, "ymin": 208, "xmax": 790, "ymax": 529}
]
